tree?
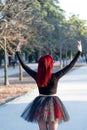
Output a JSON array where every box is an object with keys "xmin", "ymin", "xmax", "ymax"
[{"xmin": 67, "ymin": 15, "xmax": 87, "ymax": 56}]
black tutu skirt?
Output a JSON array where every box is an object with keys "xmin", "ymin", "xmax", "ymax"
[{"xmin": 21, "ymin": 96, "xmax": 69, "ymax": 123}]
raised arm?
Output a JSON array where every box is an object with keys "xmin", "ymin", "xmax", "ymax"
[
  {"xmin": 16, "ymin": 42, "xmax": 37, "ymax": 80},
  {"xmin": 55, "ymin": 40, "xmax": 82, "ymax": 78}
]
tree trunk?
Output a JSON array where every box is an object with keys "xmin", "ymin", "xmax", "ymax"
[
  {"xmin": 70, "ymin": 50, "xmax": 73, "ymax": 61},
  {"xmin": 65, "ymin": 50, "xmax": 68, "ymax": 65},
  {"xmin": 19, "ymin": 64, "xmax": 23, "ymax": 81},
  {"xmin": 59, "ymin": 45, "xmax": 63, "ymax": 68},
  {"xmin": 4, "ymin": 38, "xmax": 9, "ymax": 85}
]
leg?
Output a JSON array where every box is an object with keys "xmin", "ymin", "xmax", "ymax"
[
  {"xmin": 48, "ymin": 120, "xmax": 58, "ymax": 130},
  {"xmin": 38, "ymin": 121, "xmax": 47, "ymax": 130}
]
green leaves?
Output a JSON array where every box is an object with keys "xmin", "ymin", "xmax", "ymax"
[{"xmin": 0, "ymin": 0, "xmax": 87, "ymax": 61}]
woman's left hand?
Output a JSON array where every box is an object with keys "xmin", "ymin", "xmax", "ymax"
[
  {"xmin": 77, "ymin": 40, "xmax": 82, "ymax": 52},
  {"xmin": 16, "ymin": 42, "xmax": 23, "ymax": 52}
]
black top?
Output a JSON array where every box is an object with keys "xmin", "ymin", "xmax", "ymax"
[{"xmin": 16, "ymin": 51, "xmax": 81, "ymax": 95}]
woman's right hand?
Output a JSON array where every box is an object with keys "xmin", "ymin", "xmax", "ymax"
[{"xmin": 16, "ymin": 42, "xmax": 23, "ymax": 52}]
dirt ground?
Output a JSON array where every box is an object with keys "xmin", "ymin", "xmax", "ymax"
[
  {"xmin": 0, "ymin": 72, "xmax": 36, "ymax": 104},
  {"xmin": 0, "ymin": 84, "xmax": 36, "ymax": 104}
]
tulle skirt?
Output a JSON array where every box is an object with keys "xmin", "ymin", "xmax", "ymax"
[{"xmin": 21, "ymin": 96, "xmax": 69, "ymax": 123}]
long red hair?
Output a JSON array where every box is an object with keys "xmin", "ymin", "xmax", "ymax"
[{"xmin": 36, "ymin": 55, "xmax": 54, "ymax": 87}]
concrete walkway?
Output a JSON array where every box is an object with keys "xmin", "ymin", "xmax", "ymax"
[{"xmin": 0, "ymin": 65, "xmax": 87, "ymax": 130}]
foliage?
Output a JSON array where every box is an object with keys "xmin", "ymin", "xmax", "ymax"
[{"xmin": 0, "ymin": 0, "xmax": 87, "ymax": 63}]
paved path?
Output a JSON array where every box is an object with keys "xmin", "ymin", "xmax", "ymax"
[{"xmin": 0, "ymin": 65, "xmax": 87, "ymax": 130}]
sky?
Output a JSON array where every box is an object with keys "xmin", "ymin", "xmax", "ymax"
[
  {"xmin": 59, "ymin": 0, "xmax": 87, "ymax": 21},
  {"xmin": 1, "ymin": 0, "xmax": 6, "ymax": 5}
]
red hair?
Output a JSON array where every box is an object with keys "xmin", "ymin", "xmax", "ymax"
[{"xmin": 36, "ymin": 55, "xmax": 54, "ymax": 87}]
